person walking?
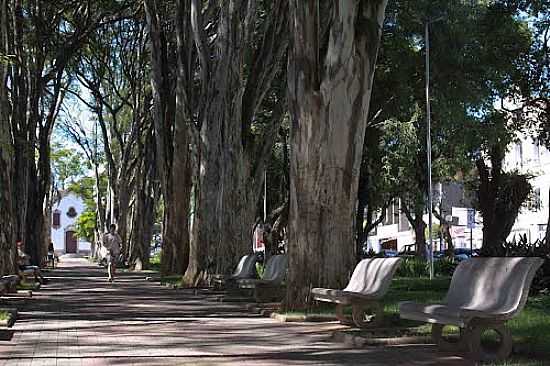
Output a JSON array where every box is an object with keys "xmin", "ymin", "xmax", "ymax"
[
  {"xmin": 103, "ymin": 224, "xmax": 122, "ymax": 282},
  {"xmin": 47, "ymin": 242, "xmax": 56, "ymax": 268}
]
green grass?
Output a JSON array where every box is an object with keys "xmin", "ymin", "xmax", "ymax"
[
  {"xmin": 16, "ymin": 280, "xmax": 37, "ymax": 291},
  {"xmin": 160, "ymin": 275, "xmax": 182, "ymax": 287},
  {"xmin": 150, "ymin": 253, "xmax": 161, "ymax": 272},
  {"xmin": 285, "ymin": 276, "xmax": 550, "ymax": 364},
  {"xmin": 0, "ymin": 311, "xmax": 8, "ymax": 322}
]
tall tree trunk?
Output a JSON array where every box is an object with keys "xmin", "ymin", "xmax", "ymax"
[
  {"xmin": 184, "ymin": 0, "xmax": 288, "ymax": 284},
  {"xmin": 286, "ymin": 0, "xmax": 388, "ymax": 309},
  {"xmin": 0, "ymin": 0, "xmax": 16, "ymax": 275},
  {"xmin": 145, "ymin": 0, "xmax": 191, "ymax": 276},
  {"xmin": 401, "ymin": 202, "xmax": 427, "ymax": 259},
  {"xmin": 130, "ymin": 129, "xmax": 157, "ymax": 270}
]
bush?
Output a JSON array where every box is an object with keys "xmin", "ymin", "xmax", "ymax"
[
  {"xmin": 396, "ymin": 257, "xmax": 458, "ymax": 278},
  {"xmin": 434, "ymin": 257, "xmax": 457, "ymax": 277},
  {"xmin": 485, "ymin": 235, "xmax": 550, "ymax": 293}
]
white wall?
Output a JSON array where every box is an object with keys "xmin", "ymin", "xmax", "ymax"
[
  {"xmin": 50, "ymin": 192, "xmax": 91, "ymax": 254},
  {"xmin": 505, "ymin": 136, "xmax": 550, "ymax": 242}
]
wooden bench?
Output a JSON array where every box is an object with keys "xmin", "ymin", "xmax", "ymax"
[
  {"xmin": 237, "ymin": 254, "xmax": 287, "ymax": 302},
  {"xmin": 311, "ymin": 258, "xmax": 401, "ymax": 328},
  {"xmin": 399, "ymin": 257, "xmax": 544, "ymax": 362}
]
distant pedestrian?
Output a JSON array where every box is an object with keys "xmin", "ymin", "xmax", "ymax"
[
  {"xmin": 47, "ymin": 242, "xmax": 56, "ymax": 268},
  {"xmin": 103, "ymin": 224, "xmax": 122, "ymax": 282}
]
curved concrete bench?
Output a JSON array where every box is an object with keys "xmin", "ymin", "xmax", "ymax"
[
  {"xmin": 399, "ymin": 257, "xmax": 544, "ymax": 362},
  {"xmin": 2, "ymin": 275, "xmax": 20, "ymax": 293},
  {"xmin": 311, "ymin": 257, "xmax": 401, "ymax": 328},
  {"xmin": 238, "ymin": 255, "xmax": 287, "ymax": 301},
  {"xmin": 212, "ymin": 254, "xmax": 258, "ymax": 289}
]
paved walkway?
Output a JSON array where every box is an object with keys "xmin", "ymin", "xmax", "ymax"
[{"xmin": 0, "ymin": 257, "xmax": 471, "ymax": 365}]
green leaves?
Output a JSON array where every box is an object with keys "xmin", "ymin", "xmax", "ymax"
[{"xmin": 0, "ymin": 54, "xmax": 15, "ymax": 66}]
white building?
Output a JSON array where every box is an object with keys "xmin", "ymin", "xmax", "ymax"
[
  {"xmin": 505, "ymin": 135, "xmax": 550, "ymax": 242},
  {"xmin": 367, "ymin": 134, "xmax": 550, "ymax": 252},
  {"xmin": 51, "ymin": 191, "xmax": 91, "ymax": 255}
]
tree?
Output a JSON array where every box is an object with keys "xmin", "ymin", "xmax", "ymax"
[
  {"xmin": 72, "ymin": 14, "xmax": 151, "ymax": 259},
  {"xmin": 4, "ymin": 0, "xmax": 131, "ymax": 264},
  {"xmin": 0, "ymin": 0, "xmax": 16, "ymax": 275},
  {"xmin": 361, "ymin": 0, "xmax": 534, "ymax": 256},
  {"xmin": 184, "ymin": 0, "xmax": 289, "ymax": 284},
  {"xmin": 144, "ymin": 0, "xmax": 191, "ymax": 276},
  {"xmin": 286, "ymin": 0, "xmax": 388, "ymax": 309},
  {"xmin": 51, "ymin": 144, "xmax": 86, "ymax": 191},
  {"xmin": 472, "ymin": 112, "xmax": 532, "ymax": 253}
]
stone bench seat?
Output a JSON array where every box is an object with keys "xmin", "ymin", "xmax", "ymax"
[
  {"xmin": 0, "ymin": 275, "xmax": 20, "ymax": 295},
  {"xmin": 237, "ymin": 255, "xmax": 287, "ymax": 302},
  {"xmin": 399, "ymin": 257, "xmax": 544, "ymax": 362},
  {"xmin": 212, "ymin": 254, "xmax": 257, "ymax": 290},
  {"xmin": 310, "ymin": 289, "xmax": 383, "ymax": 305},
  {"xmin": 1, "ymin": 275, "xmax": 20, "ymax": 293},
  {"xmin": 311, "ymin": 258, "xmax": 401, "ymax": 328}
]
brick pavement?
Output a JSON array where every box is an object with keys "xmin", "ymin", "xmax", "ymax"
[{"xmin": 0, "ymin": 256, "xmax": 471, "ymax": 365}]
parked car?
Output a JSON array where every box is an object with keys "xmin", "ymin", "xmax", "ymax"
[
  {"xmin": 432, "ymin": 248, "xmax": 473, "ymax": 262},
  {"xmin": 380, "ymin": 249, "xmax": 398, "ymax": 257},
  {"xmin": 453, "ymin": 248, "xmax": 472, "ymax": 262},
  {"xmin": 398, "ymin": 244, "xmax": 417, "ymax": 257}
]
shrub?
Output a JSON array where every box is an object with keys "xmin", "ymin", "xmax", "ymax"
[
  {"xmin": 396, "ymin": 256, "xmax": 458, "ymax": 278},
  {"xmin": 485, "ymin": 234, "xmax": 550, "ymax": 293}
]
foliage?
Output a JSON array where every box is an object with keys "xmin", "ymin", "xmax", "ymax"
[
  {"xmin": 51, "ymin": 144, "xmax": 87, "ymax": 190},
  {"xmin": 395, "ymin": 257, "xmax": 457, "ymax": 278},
  {"xmin": 150, "ymin": 252, "xmax": 161, "ymax": 272},
  {"xmin": 484, "ymin": 235, "xmax": 550, "ymax": 294},
  {"xmin": 362, "ymin": 0, "xmax": 534, "ymax": 242},
  {"xmin": 75, "ymin": 211, "xmax": 96, "ymax": 243}
]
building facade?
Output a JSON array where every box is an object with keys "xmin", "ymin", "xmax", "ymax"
[
  {"xmin": 367, "ymin": 135, "xmax": 550, "ymax": 253},
  {"xmin": 51, "ymin": 192, "xmax": 91, "ymax": 255}
]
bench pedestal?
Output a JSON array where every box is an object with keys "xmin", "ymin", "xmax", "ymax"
[
  {"xmin": 331, "ymin": 300, "xmax": 383, "ymax": 328},
  {"xmin": 432, "ymin": 320, "xmax": 512, "ymax": 362}
]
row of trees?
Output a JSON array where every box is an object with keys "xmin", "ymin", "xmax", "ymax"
[{"xmin": 1, "ymin": 0, "xmax": 549, "ymax": 309}]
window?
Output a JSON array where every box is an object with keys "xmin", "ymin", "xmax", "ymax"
[
  {"xmin": 533, "ymin": 142, "xmax": 541, "ymax": 165},
  {"xmin": 52, "ymin": 210, "xmax": 61, "ymax": 229},
  {"xmin": 67, "ymin": 207, "xmax": 77, "ymax": 218},
  {"xmin": 515, "ymin": 143, "xmax": 523, "ymax": 167},
  {"xmin": 527, "ymin": 188, "xmax": 542, "ymax": 211},
  {"xmin": 384, "ymin": 200, "xmax": 400, "ymax": 226}
]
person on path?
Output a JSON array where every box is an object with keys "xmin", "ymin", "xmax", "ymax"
[
  {"xmin": 103, "ymin": 224, "xmax": 122, "ymax": 282},
  {"xmin": 47, "ymin": 242, "xmax": 56, "ymax": 268}
]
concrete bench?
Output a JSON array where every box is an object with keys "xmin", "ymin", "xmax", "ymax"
[
  {"xmin": 212, "ymin": 254, "xmax": 258, "ymax": 289},
  {"xmin": 238, "ymin": 254, "xmax": 287, "ymax": 301},
  {"xmin": 311, "ymin": 258, "xmax": 401, "ymax": 328},
  {"xmin": 399, "ymin": 257, "xmax": 544, "ymax": 362},
  {"xmin": 1, "ymin": 275, "xmax": 20, "ymax": 294}
]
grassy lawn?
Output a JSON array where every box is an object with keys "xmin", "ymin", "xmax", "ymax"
[
  {"xmin": 295, "ymin": 277, "xmax": 550, "ymax": 365},
  {"xmin": 16, "ymin": 280, "xmax": 38, "ymax": 291}
]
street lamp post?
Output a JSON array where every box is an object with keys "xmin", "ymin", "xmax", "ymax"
[{"xmin": 425, "ymin": 20, "xmax": 435, "ymax": 280}]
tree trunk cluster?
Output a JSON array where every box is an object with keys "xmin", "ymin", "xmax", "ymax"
[
  {"xmin": 476, "ymin": 146, "xmax": 532, "ymax": 255},
  {"xmin": 286, "ymin": 0, "xmax": 388, "ymax": 308}
]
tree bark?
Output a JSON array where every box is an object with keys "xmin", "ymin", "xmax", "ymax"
[
  {"xmin": 401, "ymin": 201, "xmax": 427, "ymax": 258},
  {"xmin": 476, "ymin": 150, "xmax": 531, "ymax": 254},
  {"xmin": 286, "ymin": 0, "xmax": 388, "ymax": 309},
  {"xmin": 145, "ymin": 0, "xmax": 191, "ymax": 276},
  {"xmin": 184, "ymin": 0, "xmax": 289, "ymax": 284},
  {"xmin": 0, "ymin": 0, "xmax": 16, "ymax": 275}
]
